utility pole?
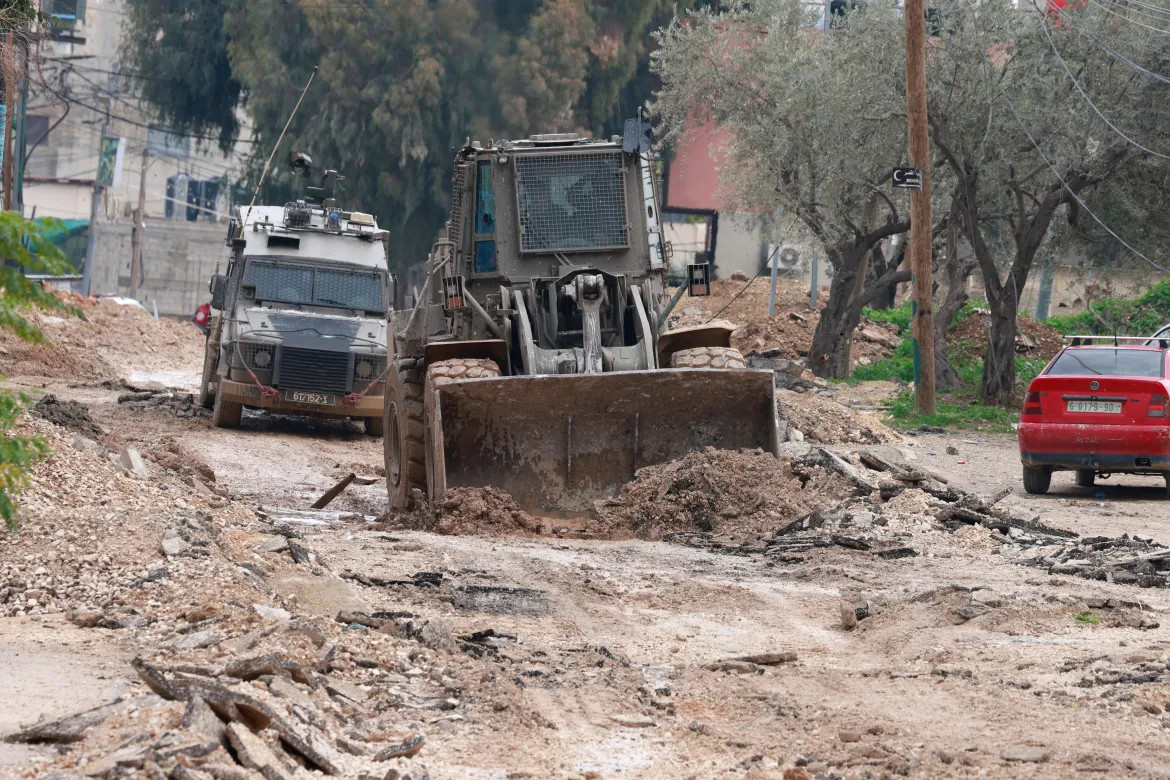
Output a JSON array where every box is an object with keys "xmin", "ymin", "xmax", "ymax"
[
  {"xmin": 904, "ymin": 0, "xmax": 935, "ymax": 415},
  {"xmin": 2, "ymin": 31, "xmax": 15, "ymax": 212},
  {"xmin": 131, "ymin": 148, "xmax": 150, "ymax": 298},
  {"xmin": 81, "ymin": 95, "xmax": 112, "ymax": 297}
]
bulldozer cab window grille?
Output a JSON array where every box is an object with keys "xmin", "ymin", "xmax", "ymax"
[
  {"xmin": 514, "ymin": 152, "xmax": 629, "ymax": 254},
  {"xmin": 473, "ymin": 160, "xmax": 498, "ymax": 274}
]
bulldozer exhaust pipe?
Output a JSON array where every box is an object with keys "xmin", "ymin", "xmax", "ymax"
[{"xmin": 427, "ymin": 369, "xmax": 779, "ymax": 515}]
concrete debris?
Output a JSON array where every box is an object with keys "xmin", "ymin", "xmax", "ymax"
[
  {"xmin": 119, "ymin": 447, "xmax": 151, "ymax": 479},
  {"xmin": 252, "ymin": 603, "xmax": 293, "ymax": 623},
  {"xmin": 3, "ymin": 702, "xmax": 120, "ymax": 745},
  {"xmin": 160, "ymin": 534, "xmax": 190, "ymax": 558},
  {"xmin": 118, "ymin": 387, "xmax": 210, "ymax": 419}
]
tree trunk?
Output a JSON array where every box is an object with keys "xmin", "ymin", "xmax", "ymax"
[
  {"xmin": 932, "ymin": 218, "xmax": 972, "ymax": 391},
  {"xmin": 809, "ymin": 261, "xmax": 858, "ymax": 379},
  {"xmin": 980, "ymin": 297, "xmax": 1018, "ymax": 404}
]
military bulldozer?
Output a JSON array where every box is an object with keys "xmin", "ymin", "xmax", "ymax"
[{"xmin": 384, "ymin": 120, "xmax": 779, "ymax": 514}]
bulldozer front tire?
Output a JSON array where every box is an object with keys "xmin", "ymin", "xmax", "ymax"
[
  {"xmin": 670, "ymin": 346, "xmax": 748, "ymax": 370},
  {"xmin": 424, "ymin": 359, "xmax": 501, "ymax": 502},
  {"xmin": 211, "ymin": 388, "xmax": 242, "ymax": 429},
  {"xmin": 385, "ymin": 358, "xmax": 426, "ymax": 509}
]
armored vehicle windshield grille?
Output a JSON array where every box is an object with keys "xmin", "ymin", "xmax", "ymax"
[
  {"xmin": 247, "ymin": 259, "xmax": 386, "ymax": 312},
  {"xmin": 277, "ymin": 347, "xmax": 349, "ymax": 393},
  {"xmin": 514, "ymin": 152, "xmax": 628, "ymax": 253}
]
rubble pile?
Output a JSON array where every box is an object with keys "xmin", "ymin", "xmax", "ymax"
[
  {"xmin": 668, "ymin": 446, "xmax": 1086, "ymax": 562},
  {"xmin": 667, "ymin": 279, "xmax": 901, "ymax": 369},
  {"xmin": 0, "ymin": 295, "xmax": 204, "ymax": 384},
  {"xmin": 3, "ymin": 417, "xmax": 456, "ymax": 777},
  {"xmin": 593, "ymin": 448, "xmax": 850, "ymax": 541},
  {"xmin": 434, "ymin": 486, "xmax": 548, "ymax": 536},
  {"xmin": 118, "ymin": 386, "xmax": 211, "ymax": 420},
  {"xmin": 1022, "ymin": 535, "xmax": 1170, "ymax": 587},
  {"xmin": 777, "ymin": 389, "xmax": 901, "ymax": 444}
]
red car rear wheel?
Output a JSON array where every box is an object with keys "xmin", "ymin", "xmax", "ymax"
[{"xmin": 1023, "ymin": 466, "xmax": 1051, "ymax": 495}]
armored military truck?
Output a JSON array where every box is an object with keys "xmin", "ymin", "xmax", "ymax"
[{"xmin": 199, "ymin": 163, "xmax": 392, "ymax": 434}]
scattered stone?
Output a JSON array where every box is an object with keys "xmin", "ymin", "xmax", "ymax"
[
  {"xmin": 946, "ymin": 445, "xmax": 959, "ymax": 456},
  {"xmin": 2, "ymin": 702, "xmax": 119, "ymax": 744},
  {"xmin": 161, "ymin": 630, "xmax": 220, "ymax": 651},
  {"xmin": 160, "ymin": 535, "xmax": 190, "ymax": 558},
  {"xmin": 71, "ymin": 435, "xmax": 101, "ymax": 454},
  {"xmin": 225, "ymin": 721, "xmax": 291, "ymax": 779},
  {"xmin": 374, "ymin": 734, "xmax": 425, "ymax": 761},
  {"xmin": 181, "ymin": 696, "xmax": 227, "ymax": 745},
  {"xmin": 1002, "ymin": 746, "xmax": 1050, "ymax": 763},
  {"xmin": 252, "ymin": 603, "xmax": 292, "ymax": 623},
  {"xmin": 838, "ymin": 730, "xmax": 862, "ymax": 743},
  {"xmin": 68, "ymin": 607, "xmax": 104, "ymax": 628},
  {"xmin": 118, "ymin": 448, "xmax": 150, "ymax": 479},
  {"xmin": 255, "ymin": 536, "xmax": 289, "ymax": 554},
  {"xmin": 728, "ymin": 652, "xmax": 798, "ymax": 666}
]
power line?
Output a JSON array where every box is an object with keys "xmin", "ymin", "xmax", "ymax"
[
  {"xmin": 1033, "ymin": 2, "xmax": 1170, "ymax": 160},
  {"xmin": 999, "ymin": 89, "xmax": 1170, "ymax": 275},
  {"xmin": 1080, "ymin": 0, "xmax": 1170, "ymax": 34},
  {"xmin": 1051, "ymin": 5, "xmax": 1170, "ymax": 85}
]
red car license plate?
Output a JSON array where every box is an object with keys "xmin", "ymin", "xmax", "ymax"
[
  {"xmin": 1066, "ymin": 400, "xmax": 1121, "ymax": 414},
  {"xmin": 285, "ymin": 390, "xmax": 336, "ymax": 406}
]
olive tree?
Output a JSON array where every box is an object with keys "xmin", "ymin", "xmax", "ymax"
[{"xmin": 652, "ymin": 0, "xmax": 935, "ymax": 379}]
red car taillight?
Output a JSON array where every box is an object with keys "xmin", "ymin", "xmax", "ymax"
[
  {"xmin": 1149, "ymin": 393, "xmax": 1168, "ymax": 418},
  {"xmin": 1023, "ymin": 391, "xmax": 1043, "ymax": 416}
]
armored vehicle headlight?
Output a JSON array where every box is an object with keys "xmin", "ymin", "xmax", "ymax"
[
  {"xmin": 254, "ymin": 349, "xmax": 272, "ymax": 368},
  {"xmin": 355, "ymin": 359, "xmax": 372, "ymax": 379}
]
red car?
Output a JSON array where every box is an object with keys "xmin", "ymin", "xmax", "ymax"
[{"xmin": 1018, "ymin": 337, "xmax": 1170, "ymax": 496}]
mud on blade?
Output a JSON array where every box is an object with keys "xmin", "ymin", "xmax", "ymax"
[{"xmin": 427, "ymin": 369, "xmax": 779, "ymax": 515}]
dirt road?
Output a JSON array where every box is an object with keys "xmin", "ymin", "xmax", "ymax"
[{"xmin": 4, "ymin": 304, "xmax": 1170, "ymax": 779}]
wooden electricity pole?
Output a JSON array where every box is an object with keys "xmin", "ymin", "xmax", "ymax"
[
  {"xmin": 904, "ymin": 0, "xmax": 935, "ymax": 415},
  {"xmin": 2, "ymin": 32, "xmax": 15, "ymax": 212}
]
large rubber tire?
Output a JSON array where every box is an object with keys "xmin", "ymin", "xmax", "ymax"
[
  {"xmin": 424, "ymin": 359, "xmax": 502, "ymax": 502},
  {"xmin": 197, "ymin": 338, "xmax": 218, "ymax": 410},
  {"xmin": 385, "ymin": 358, "xmax": 426, "ymax": 509},
  {"xmin": 364, "ymin": 414, "xmax": 385, "ymax": 438},
  {"xmin": 1023, "ymin": 466, "xmax": 1051, "ymax": 495},
  {"xmin": 1075, "ymin": 469, "xmax": 1095, "ymax": 488},
  {"xmin": 670, "ymin": 346, "xmax": 748, "ymax": 369},
  {"xmin": 211, "ymin": 388, "xmax": 242, "ymax": 429}
]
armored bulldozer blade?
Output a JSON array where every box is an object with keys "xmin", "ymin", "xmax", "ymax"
[{"xmin": 426, "ymin": 369, "xmax": 779, "ymax": 515}]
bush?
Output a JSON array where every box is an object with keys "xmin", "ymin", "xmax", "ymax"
[
  {"xmin": 0, "ymin": 213, "xmax": 79, "ymax": 530},
  {"xmin": 1045, "ymin": 280, "xmax": 1170, "ymax": 337}
]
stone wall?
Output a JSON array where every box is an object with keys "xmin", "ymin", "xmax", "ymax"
[{"xmin": 90, "ymin": 219, "xmax": 228, "ymax": 317}]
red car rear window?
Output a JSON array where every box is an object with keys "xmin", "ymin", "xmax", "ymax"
[{"xmin": 1046, "ymin": 348, "xmax": 1164, "ymax": 378}]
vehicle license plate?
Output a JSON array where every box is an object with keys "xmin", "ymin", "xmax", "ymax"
[
  {"xmin": 286, "ymin": 390, "xmax": 336, "ymax": 406},
  {"xmin": 1066, "ymin": 400, "xmax": 1121, "ymax": 414}
]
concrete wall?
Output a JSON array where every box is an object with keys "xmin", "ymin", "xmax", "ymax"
[{"xmin": 90, "ymin": 219, "xmax": 228, "ymax": 317}]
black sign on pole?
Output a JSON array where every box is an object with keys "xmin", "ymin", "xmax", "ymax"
[{"xmin": 892, "ymin": 167, "xmax": 923, "ymax": 190}]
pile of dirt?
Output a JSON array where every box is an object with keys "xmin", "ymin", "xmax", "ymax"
[
  {"xmin": 0, "ymin": 294, "xmax": 204, "ymax": 384},
  {"xmin": 29, "ymin": 394, "xmax": 103, "ymax": 439},
  {"xmin": 435, "ymin": 486, "xmax": 549, "ymax": 536},
  {"xmin": 950, "ymin": 312, "xmax": 1064, "ymax": 361},
  {"xmin": 2, "ymin": 418, "xmax": 458, "ymax": 778},
  {"xmin": 778, "ymin": 388, "xmax": 901, "ymax": 444},
  {"xmin": 594, "ymin": 448, "xmax": 850, "ymax": 541},
  {"xmin": 668, "ymin": 279, "xmax": 901, "ymax": 368}
]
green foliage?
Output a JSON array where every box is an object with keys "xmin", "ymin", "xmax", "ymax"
[
  {"xmin": 861, "ymin": 301, "xmax": 912, "ymax": 332},
  {"xmin": 121, "ymin": 0, "xmax": 704, "ymax": 270},
  {"xmin": 1045, "ymin": 281, "xmax": 1170, "ymax": 337},
  {"xmin": 121, "ymin": 0, "xmax": 242, "ymax": 153},
  {"xmin": 1073, "ymin": 612, "xmax": 1101, "ymax": 626},
  {"xmin": 0, "ymin": 213, "xmax": 77, "ymax": 531},
  {"xmin": 886, "ymin": 392, "xmax": 1019, "ymax": 433}
]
